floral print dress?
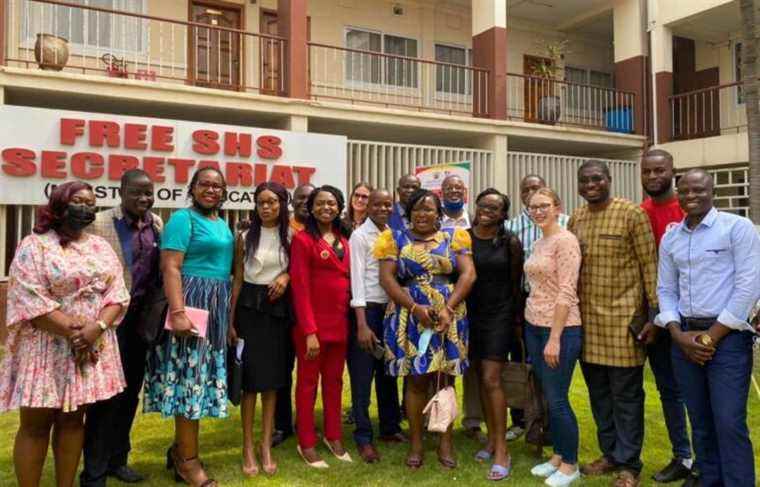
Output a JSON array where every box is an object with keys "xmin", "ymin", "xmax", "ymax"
[{"xmin": 0, "ymin": 231, "xmax": 130, "ymax": 413}]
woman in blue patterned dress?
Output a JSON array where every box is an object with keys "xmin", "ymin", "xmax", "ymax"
[
  {"xmin": 375, "ymin": 188, "xmax": 476, "ymax": 470},
  {"xmin": 143, "ymin": 167, "xmax": 234, "ymax": 487}
]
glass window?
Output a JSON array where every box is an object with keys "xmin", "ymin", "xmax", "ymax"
[
  {"xmin": 435, "ymin": 44, "xmax": 469, "ymax": 94},
  {"xmin": 346, "ymin": 28, "xmax": 382, "ymax": 83},
  {"xmin": 22, "ymin": 0, "xmax": 146, "ymax": 53},
  {"xmin": 384, "ymin": 35, "xmax": 418, "ymax": 87},
  {"xmin": 345, "ymin": 29, "xmax": 417, "ymax": 87},
  {"xmin": 565, "ymin": 66, "xmax": 613, "ymax": 110}
]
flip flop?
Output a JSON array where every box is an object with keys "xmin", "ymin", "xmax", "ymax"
[
  {"xmin": 437, "ymin": 454, "xmax": 457, "ymax": 469},
  {"xmin": 487, "ymin": 463, "xmax": 511, "ymax": 481},
  {"xmin": 406, "ymin": 453, "xmax": 424, "ymax": 470},
  {"xmin": 475, "ymin": 449, "xmax": 493, "ymax": 463}
]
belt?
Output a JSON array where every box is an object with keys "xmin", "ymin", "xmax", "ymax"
[
  {"xmin": 366, "ymin": 302, "xmax": 388, "ymax": 310},
  {"xmin": 680, "ymin": 316, "xmax": 717, "ymax": 331}
]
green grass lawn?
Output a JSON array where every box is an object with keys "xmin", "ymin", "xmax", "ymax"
[{"xmin": 1, "ymin": 365, "xmax": 759, "ymax": 486}]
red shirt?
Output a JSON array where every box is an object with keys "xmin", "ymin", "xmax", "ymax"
[
  {"xmin": 289, "ymin": 230, "xmax": 351, "ymax": 343},
  {"xmin": 640, "ymin": 196, "xmax": 684, "ymax": 247}
]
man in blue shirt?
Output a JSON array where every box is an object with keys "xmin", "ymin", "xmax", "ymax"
[{"xmin": 656, "ymin": 169, "xmax": 760, "ymax": 487}]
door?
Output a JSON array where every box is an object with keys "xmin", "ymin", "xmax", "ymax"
[
  {"xmin": 260, "ymin": 10, "xmax": 281, "ymax": 95},
  {"xmin": 523, "ymin": 55, "xmax": 552, "ymax": 123},
  {"xmin": 190, "ymin": 1, "xmax": 243, "ymax": 90}
]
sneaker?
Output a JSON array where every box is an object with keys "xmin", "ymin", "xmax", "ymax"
[
  {"xmin": 545, "ymin": 468, "xmax": 580, "ymax": 486},
  {"xmin": 531, "ymin": 461, "xmax": 559, "ymax": 478},
  {"xmin": 505, "ymin": 425, "xmax": 525, "ymax": 441}
]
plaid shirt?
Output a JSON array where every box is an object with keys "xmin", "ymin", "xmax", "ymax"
[{"xmin": 569, "ymin": 198, "xmax": 658, "ymax": 367}]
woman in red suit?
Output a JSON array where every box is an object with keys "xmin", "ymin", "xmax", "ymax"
[{"xmin": 289, "ymin": 185, "xmax": 352, "ymax": 468}]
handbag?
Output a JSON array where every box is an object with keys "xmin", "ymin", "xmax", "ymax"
[
  {"xmin": 423, "ymin": 370, "xmax": 458, "ymax": 433},
  {"xmin": 227, "ymin": 339, "xmax": 244, "ymax": 406},
  {"xmin": 501, "ymin": 337, "xmax": 532, "ymax": 410},
  {"xmin": 134, "ymin": 278, "xmax": 168, "ymax": 346}
]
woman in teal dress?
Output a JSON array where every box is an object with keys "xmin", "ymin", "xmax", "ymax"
[
  {"xmin": 143, "ymin": 167, "xmax": 234, "ymax": 487},
  {"xmin": 375, "ymin": 188, "xmax": 476, "ymax": 470}
]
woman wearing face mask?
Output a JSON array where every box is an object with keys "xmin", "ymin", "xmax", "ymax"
[
  {"xmin": 0, "ymin": 181, "xmax": 130, "ymax": 487},
  {"xmin": 523, "ymin": 188, "xmax": 582, "ymax": 487},
  {"xmin": 289, "ymin": 185, "xmax": 352, "ymax": 468},
  {"xmin": 143, "ymin": 167, "xmax": 234, "ymax": 487},
  {"xmin": 376, "ymin": 188, "xmax": 476, "ymax": 470},
  {"xmin": 228, "ymin": 182, "xmax": 292, "ymax": 477}
]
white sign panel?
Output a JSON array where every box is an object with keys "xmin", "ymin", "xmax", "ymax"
[{"xmin": 0, "ymin": 106, "xmax": 347, "ymax": 209}]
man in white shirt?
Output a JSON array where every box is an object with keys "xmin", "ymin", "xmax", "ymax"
[
  {"xmin": 440, "ymin": 175, "xmax": 471, "ymax": 230},
  {"xmin": 348, "ymin": 189, "xmax": 404, "ymax": 463}
]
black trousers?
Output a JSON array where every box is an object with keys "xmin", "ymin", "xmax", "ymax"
[
  {"xmin": 81, "ymin": 313, "xmax": 147, "ymax": 487},
  {"xmin": 581, "ymin": 361, "xmax": 645, "ymax": 473},
  {"xmin": 275, "ymin": 334, "xmax": 296, "ymax": 435}
]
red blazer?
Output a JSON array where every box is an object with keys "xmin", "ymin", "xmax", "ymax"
[{"xmin": 290, "ymin": 230, "xmax": 351, "ymax": 343}]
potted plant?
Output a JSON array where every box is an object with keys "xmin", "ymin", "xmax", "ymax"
[
  {"xmin": 531, "ymin": 39, "xmax": 568, "ymax": 124},
  {"xmin": 34, "ymin": 33, "xmax": 70, "ymax": 71}
]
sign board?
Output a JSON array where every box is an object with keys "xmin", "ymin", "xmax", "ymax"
[
  {"xmin": 0, "ymin": 106, "xmax": 347, "ymax": 209},
  {"xmin": 415, "ymin": 162, "xmax": 471, "ymax": 200}
]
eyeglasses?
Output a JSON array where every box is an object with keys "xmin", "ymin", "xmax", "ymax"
[
  {"xmin": 197, "ymin": 181, "xmax": 225, "ymax": 192},
  {"xmin": 353, "ymin": 193, "xmax": 369, "ymax": 200},
  {"xmin": 527, "ymin": 203, "xmax": 554, "ymax": 214}
]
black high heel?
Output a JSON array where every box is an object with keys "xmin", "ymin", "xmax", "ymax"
[{"xmin": 166, "ymin": 445, "xmax": 175, "ymax": 470}]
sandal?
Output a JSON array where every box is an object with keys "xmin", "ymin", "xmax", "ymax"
[
  {"xmin": 475, "ymin": 448, "xmax": 494, "ymax": 463},
  {"xmin": 487, "ymin": 463, "xmax": 512, "ymax": 481},
  {"xmin": 258, "ymin": 443, "xmax": 278, "ymax": 475},
  {"xmin": 170, "ymin": 447, "xmax": 218, "ymax": 487},
  {"xmin": 405, "ymin": 452, "xmax": 424, "ymax": 470},
  {"xmin": 437, "ymin": 453, "xmax": 457, "ymax": 469}
]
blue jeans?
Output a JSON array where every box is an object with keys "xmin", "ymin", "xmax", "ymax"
[
  {"xmin": 525, "ymin": 323, "xmax": 582, "ymax": 464},
  {"xmin": 647, "ymin": 331, "xmax": 692, "ymax": 460},
  {"xmin": 347, "ymin": 303, "xmax": 402, "ymax": 446},
  {"xmin": 671, "ymin": 328, "xmax": 755, "ymax": 487}
]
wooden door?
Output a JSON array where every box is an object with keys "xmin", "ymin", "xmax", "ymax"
[
  {"xmin": 190, "ymin": 1, "xmax": 243, "ymax": 90},
  {"xmin": 260, "ymin": 10, "xmax": 281, "ymax": 95},
  {"xmin": 524, "ymin": 55, "xmax": 552, "ymax": 122}
]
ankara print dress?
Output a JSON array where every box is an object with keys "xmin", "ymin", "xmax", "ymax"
[{"xmin": 373, "ymin": 226, "xmax": 471, "ymax": 377}]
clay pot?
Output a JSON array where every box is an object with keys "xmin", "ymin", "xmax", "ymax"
[{"xmin": 34, "ymin": 34, "xmax": 69, "ymax": 71}]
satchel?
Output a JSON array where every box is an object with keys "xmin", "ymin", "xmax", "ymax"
[
  {"xmin": 227, "ymin": 339, "xmax": 244, "ymax": 406},
  {"xmin": 134, "ymin": 278, "xmax": 168, "ymax": 346},
  {"xmin": 423, "ymin": 371, "xmax": 458, "ymax": 433}
]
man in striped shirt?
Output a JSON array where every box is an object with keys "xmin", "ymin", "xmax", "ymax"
[{"xmin": 503, "ymin": 174, "xmax": 569, "ymax": 442}]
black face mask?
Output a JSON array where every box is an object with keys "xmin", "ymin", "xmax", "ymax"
[{"xmin": 65, "ymin": 204, "xmax": 96, "ymax": 230}]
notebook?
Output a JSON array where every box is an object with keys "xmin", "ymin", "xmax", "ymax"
[{"xmin": 164, "ymin": 307, "xmax": 209, "ymax": 338}]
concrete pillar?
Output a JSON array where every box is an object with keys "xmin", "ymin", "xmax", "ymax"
[
  {"xmin": 477, "ymin": 133, "xmax": 509, "ymax": 193},
  {"xmin": 278, "ymin": 114, "xmax": 308, "ymax": 132},
  {"xmin": 278, "ymin": 0, "xmax": 309, "ymax": 99},
  {"xmin": 651, "ymin": 25, "xmax": 673, "ymax": 143},
  {"xmin": 471, "ymin": 0, "xmax": 507, "ymax": 119},
  {"xmin": 613, "ymin": 0, "xmax": 648, "ymax": 136}
]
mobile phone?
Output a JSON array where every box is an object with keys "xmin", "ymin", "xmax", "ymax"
[{"xmin": 371, "ymin": 338, "xmax": 385, "ymax": 360}]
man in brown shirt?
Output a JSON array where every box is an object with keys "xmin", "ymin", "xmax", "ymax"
[{"xmin": 568, "ymin": 160, "xmax": 658, "ymax": 487}]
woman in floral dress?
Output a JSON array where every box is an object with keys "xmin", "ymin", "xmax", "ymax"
[
  {"xmin": 375, "ymin": 188, "xmax": 476, "ymax": 470},
  {"xmin": 0, "ymin": 181, "xmax": 130, "ymax": 487}
]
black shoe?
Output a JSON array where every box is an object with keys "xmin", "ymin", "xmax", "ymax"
[
  {"xmin": 107, "ymin": 465, "xmax": 145, "ymax": 483},
  {"xmin": 271, "ymin": 429, "xmax": 292, "ymax": 448},
  {"xmin": 681, "ymin": 472, "xmax": 700, "ymax": 487},
  {"xmin": 652, "ymin": 458, "xmax": 691, "ymax": 483}
]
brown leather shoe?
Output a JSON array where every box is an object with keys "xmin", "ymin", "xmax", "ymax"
[
  {"xmin": 613, "ymin": 470, "xmax": 640, "ymax": 487},
  {"xmin": 379, "ymin": 432, "xmax": 408, "ymax": 443},
  {"xmin": 357, "ymin": 443, "xmax": 380, "ymax": 464},
  {"xmin": 581, "ymin": 456, "xmax": 617, "ymax": 476}
]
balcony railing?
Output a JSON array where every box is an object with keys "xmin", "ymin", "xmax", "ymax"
[
  {"xmin": 308, "ymin": 42, "xmax": 489, "ymax": 116},
  {"xmin": 669, "ymin": 81, "xmax": 748, "ymax": 140},
  {"xmin": 4, "ymin": 0, "xmax": 286, "ymax": 94},
  {"xmin": 506, "ymin": 73, "xmax": 636, "ymax": 133}
]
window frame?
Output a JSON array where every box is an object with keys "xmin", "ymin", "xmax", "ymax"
[
  {"xmin": 343, "ymin": 26, "xmax": 420, "ymax": 90},
  {"xmin": 563, "ymin": 64, "xmax": 614, "ymax": 118},
  {"xmin": 433, "ymin": 42, "xmax": 472, "ymax": 96}
]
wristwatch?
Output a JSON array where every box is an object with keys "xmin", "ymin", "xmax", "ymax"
[{"xmin": 96, "ymin": 320, "xmax": 108, "ymax": 331}]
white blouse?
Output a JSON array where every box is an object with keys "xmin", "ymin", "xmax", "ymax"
[{"xmin": 243, "ymin": 226, "xmax": 289, "ymax": 285}]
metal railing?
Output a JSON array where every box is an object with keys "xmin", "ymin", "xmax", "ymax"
[
  {"xmin": 669, "ymin": 81, "xmax": 747, "ymax": 140},
  {"xmin": 506, "ymin": 73, "xmax": 636, "ymax": 133},
  {"xmin": 5, "ymin": 0, "xmax": 286, "ymax": 94},
  {"xmin": 309, "ymin": 42, "xmax": 490, "ymax": 116}
]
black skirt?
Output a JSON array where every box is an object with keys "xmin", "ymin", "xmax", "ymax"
[{"xmin": 234, "ymin": 282, "xmax": 291, "ymax": 393}]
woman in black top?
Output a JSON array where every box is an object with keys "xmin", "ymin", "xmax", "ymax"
[{"xmin": 467, "ymin": 188, "xmax": 524, "ymax": 481}]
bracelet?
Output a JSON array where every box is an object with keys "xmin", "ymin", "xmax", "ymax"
[
  {"xmin": 169, "ymin": 308, "xmax": 186, "ymax": 315},
  {"xmin": 410, "ymin": 303, "xmax": 418, "ymax": 315}
]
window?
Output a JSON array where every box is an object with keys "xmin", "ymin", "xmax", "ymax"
[
  {"xmin": 735, "ymin": 42, "xmax": 744, "ymax": 104},
  {"xmin": 22, "ymin": 0, "xmax": 147, "ymax": 54},
  {"xmin": 565, "ymin": 66, "xmax": 613, "ymax": 110},
  {"xmin": 345, "ymin": 28, "xmax": 418, "ymax": 87},
  {"xmin": 434, "ymin": 44, "xmax": 471, "ymax": 94}
]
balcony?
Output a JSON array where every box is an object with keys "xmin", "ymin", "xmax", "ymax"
[
  {"xmin": 669, "ymin": 80, "xmax": 748, "ymax": 140},
  {"xmin": 1, "ymin": 0, "xmax": 639, "ymax": 135},
  {"xmin": 3, "ymin": 0, "xmax": 287, "ymax": 94}
]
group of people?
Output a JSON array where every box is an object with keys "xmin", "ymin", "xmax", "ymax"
[{"xmin": 0, "ymin": 148, "xmax": 758, "ymax": 487}]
